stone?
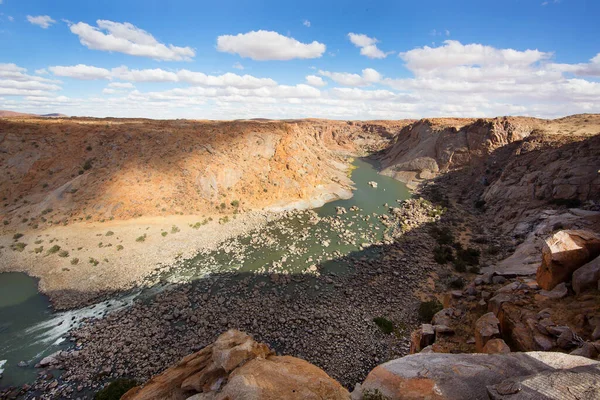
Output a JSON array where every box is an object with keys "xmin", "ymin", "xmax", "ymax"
[
  {"xmin": 487, "ymin": 293, "xmax": 513, "ymax": 317},
  {"xmin": 538, "ymin": 282, "xmax": 568, "ymax": 299},
  {"xmin": 434, "ymin": 325, "xmax": 454, "ymax": 334},
  {"xmin": 431, "ymin": 308, "xmax": 454, "ymax": 327},
  {"xmin": 483, "ymin": 339, "xmax": 511, "ymax": 354},
  {"xmin": 37, "ymin": 352, "xmax": 60, "ymax": 368},
  {"xmin": 536, "ymin": 230, "xmax": 600, "ymax": 290},
  {"xmin": 475, "ymin": 312, "xmax": 501, "ymax": 352},
  {"xmin": 570, "ymin": 342, "xmax": 599, "ymax": 359},
  {"xmin": 557, "ymin": 329, "xmax": 577, "ymax": 349},
  {"xmin": 492, "ymin": 276, "xmax": 507, "ymax": 285},
  {"xmin": 360, "ymin": 352, "xmax": 600, "ymax": 400},
  {"xmin": 533, "ymin": 334, "xmax": 554, "ymax": 351},
  {"xmin": 572, "ymin": 255, "xmax": 600, "ymax": 295}
]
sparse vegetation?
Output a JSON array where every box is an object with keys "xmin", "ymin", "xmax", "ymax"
[
  {"xmin": 161, "ymin": 231, "xmax": 168, "ymax": 237},
  {"xmin": 116, "ymin": 245, "xmax": 124, "ymax": 251},
  {"xmin": 34, "ymin": 246, "xmax": 44, "ymax": 253},
  {"xmin": 13, "ymin": 233, "xmax": 24, "ymax": 240},
  {"xmin": 171, "ymin": 225, "xmax": 180, "ymax": 234},
  {"xmin": 230, "ymin": 200, "xmax": 240, "ymax": 207},
  {"xmin": 12, "ymin": 242, "xmax": 27, "ymax": 252},
  {"xmin": 89, "ymin": 257, "xmax": 99, "ymax": 266},
  {"xmin": 83, "ymin": 159, "xmax": 93, "ymax": 170},
  {"xmin": 136, "ymin": 234, "xmax": 147, "ymax": 242},
  {"xmin": 47, "ymin": 245, "xmax": 61, "ymax": 254},
  {"xmin": 58, "ymin": 250, "xmax": 69, "ymax": 257},
  {"xmin": 373, "ymin": 317, "xmax": 394, "ymax": 334},
  {"xmin": 105, "ymin": 231, "xmax": 114, "ymax": 236},
  {"xmin": 362, "ymin": 389, "xmax": 390, "ymax": 400},
  {"xmin": 94, "ymin": 378, "xmax": 138, "ymax": 400},
  {"xmin": 71, "ymin": 258, "xmax": 79, "ymax": 265},
  {"xmin": 418, "ymin": 299, "xmax": 443, "ymax": 322}
]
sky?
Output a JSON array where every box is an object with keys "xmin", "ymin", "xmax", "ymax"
[{"xmin": 0, "ymin": 0, "xmax": 599, "ymax": 119}]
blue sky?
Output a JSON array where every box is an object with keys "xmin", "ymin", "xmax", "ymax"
[{"xmin": 1, "ymin": 0, "xmax": 599, "ymax": 119}]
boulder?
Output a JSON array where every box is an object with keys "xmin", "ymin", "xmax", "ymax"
[
  {"xmin": 482, "ymin": 339, "xmax": 511, "ymax": 354},
  {"xmin": 536, "ymin": 230, "xmax": 600, "ymax": 290},
  {"xmin": 538, "ymin": 282, "xmax": 568, "ymax": 299},
  {"xmin": 359, "ymin": 352, "xmax": 599, "ymax": 400},
  {"xmin": 572, "ymin": 255, "xmax": 600, "ymax": 295},
  {"xmin": 123, "ymin": 330, "xmax": 348, "ymax": 400},
  {"xmin": 409, "ymin": 325, "xmax": 436, "ymax": 354},
  {"xmin": 475, "ymin": 312, "xmax": 501, "ymax": 352}
]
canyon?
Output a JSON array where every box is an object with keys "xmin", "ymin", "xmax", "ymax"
[{"xmin": 0, "ymin": 113, "xmax": 599, "ymax": 399}]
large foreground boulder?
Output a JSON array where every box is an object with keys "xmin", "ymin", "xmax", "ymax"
[
  {"xmin": 572, "ymin": 255, "xmax": 600, "ymax": 295},
  {"xmin": 122, "ymin": 330, "xmax": 349, "ymax": 400},
  {"xmin": 358, "ymin": 351, "xmax": 599, "ymax": 400},
  {"xmin": 536, "ymin": 230, "xmax": 600, "ymax": 290}
]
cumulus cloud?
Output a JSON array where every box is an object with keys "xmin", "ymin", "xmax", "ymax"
[
  {"xmin": 108, "ymin": 82, "xmax": 135, "ymax": 89},
  {"xmin": 232, "ymin": 62, "xmax": 244, "ymax": 70},
  {"xmin": 68, "ymin": 20, "xmax": 195, "ymax": 61},
  {"xmin": 216, "ymin": 30, "xmax": 326, "ymax": 60},
  {"xmin": 305, "ymin": 75, "xmax": 327, "ymax": 87},
  {"xmin": 347, "ymin": 33, "xmax": 391, "ymax": 59},
  {"xmin": 319, "ymin": 68, "xmax": 382, "ymax": 86},
  {"xmin": 303, "ymin": 20, "xmax": 311, "ymax": 27},
  {"xmin": 0, "ymin": 63, "xmax": 61, "ymax": 97},
  {"xmin": 49, "ymin": 64, "xmax": 112, "ymax": 80},
  {"xmin": 27, "ymin": 15, "xmax": 56, "ymax": 29}
]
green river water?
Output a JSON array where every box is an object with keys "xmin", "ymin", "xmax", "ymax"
[{"xmin": 0, "ymin": 158, "xmax": 410, "ymax": 389}]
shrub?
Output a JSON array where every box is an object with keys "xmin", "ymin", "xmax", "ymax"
[
  {"xmin": 136, "ymin": 234, "xmax": 146, "ymax": 242},
  {"xmin": 34, "ymin": 246, "xmax": 44, "ymax": 253},
  {"xmin": 220, "ymin": 202, "xmax": 226, "ymax": 209},
  {"xmin": 13, "ymin": 233, "xmax": 24, "ymax": 240},
  {"xmin": 431, "ymin": 226, "xmax": 454, "ymax": 245},
  {"xmin": 89, "ymin": 258, "xmax": 99, "ymax": 266},
  {"xmin": 83, "ymin": 159, "xmax": 93, "ymax": 170},
  {"xmin": 474, "ymin": 200, "xmax": 486, "ymax": 209},
  {"xmin": 453, "ymin": 258, "xmax": 467, "ymax": 272},
  {"xmin": 12, "ymin": 242, "xmax": 27, "ymax": 252},
  {"xmin": 468, "ymin": 265, "xmax": 481, "ymax": 274},
  {"xmin": 161, "ymin": 231, "xmax": 168, "ymax": 237},
  {"xmin": 71, "ymin": 258, "xmax": 79, "ymax": 265},
  {"xmin": 58, "ymin": 250, "xmax": 69, "ymax": 258},
  {"xmin": 47, "ymin": 245, "xmax": 61, "ymax": 254},
  {"xmin": 171, "ymin": 225, "xmax": 180, "ymax": 234},
  {"xmin": 230, "ymin": 200, "xmax": 240, "ymax": 207},
  {"xmin": 116, "ymin": 245, "xmax": 124, "ymax": 251},
  {"xmin": 418, "ymin": 299, "xmax": 443, "ymax": 322},
  {"xmin": 41, "ymin": 208, "xmax": 53, "ymax": 215},
  {"xmin": 433, "ymin": 246, "xmax": 454, "ymax": 264},
  {"xmin": 456, "ymin": 247, "xmax": 480, "ymax": 266},
  {"xmin": 373, "ymin": 317, "xmax": 394, "ymax": 334},
  {"xmin": 94, "ymin": 378, "xmax": 137, "ymax": 400},
  {"xmin": 105, "ymin": 231, "xmax": 114, "ymax": 236},
  {"xmin": 449, "ymin": 277, "xmax": 465, "ymax": 289}
]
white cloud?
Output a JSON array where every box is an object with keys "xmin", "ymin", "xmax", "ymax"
[
  {"xmin": 49, "ymin": 64, "xmax": 112, "ymax": 80},
  {"xmin": 0, "ymin": 63, "xmax": 61, "ymax": 97},
  {"xmin": 8, "ymin": 16, "xmax": 14, "ymax": 22},
  {"xmin": 27, "ymin": 15, "xmax": 56, "ymax": 29},
  {"xmin": 303, "ymin": 20, "xmax": 311, "ymax": 27},
  {"xmin": 232, "ymin": 62, "xmax": 244, "ymax": 70},
  {"xmin": 111, "ymin": 66, "xmax": 178, "ymax": 82},
  {"xmin": 108, "ymin": 82, "xmax": 135, "ymax": 89},
  {"xmin": 399, "ymin": 40, "xmax": 551, "ymax": 71},
  {"xmin": 319, "ymin": 68, "xmax": 382, "ymax": 86},
  {"xmin": 68, "ymin": 20, "xmax": 195, "ymax": 61},
  {"xmin": 348, "ymin": 33, "xmax": 391, "ymax": 59},
  {"xmin": 216, "ymin": 30, "xmax": 326, "ymax": 61},
  {"xmin": 305, "ymin": 75, "xmax": 327, "ymax": 87},
  {"xmin": 35, "ymin": 68, "xmax": 49, "ymax": 75}
]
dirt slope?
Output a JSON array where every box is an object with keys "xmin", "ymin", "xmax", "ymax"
[{"xmin": 0, "ymin": 118, "xmax": 406, "ymax": 230}]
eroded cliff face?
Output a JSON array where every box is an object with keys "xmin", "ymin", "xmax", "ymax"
[
  {"xmin": 0, "ymin": 118, "xmax": 406, "ymax": 229},
  {"xmin": 378, "ymin": 117, "xmax": 537, "ymax": 187}
]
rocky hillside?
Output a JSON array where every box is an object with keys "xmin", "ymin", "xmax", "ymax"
[{"xmin": 0, "ymin": 118, "xmax": 406, "ymax": 230}]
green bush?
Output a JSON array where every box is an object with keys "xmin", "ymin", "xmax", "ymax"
[
  {"xmin": 449, "ymin": 277, "xmax": 465, "ymax": 289},
  {"xmin": 89, "ymin": 257, "xmax": 99, "ymax": 266},
  {"xmin": 12, "ymin": 242, "xmax": 27, "ymax": 252},
  {"xmin": 83, "ymin": 159, "xmax": 93, "ymax": 170},
  {"xmin": 116, "ymin": 245, "xmax": 124, "ymax": 251},
  {"xmin": 71, "ymin": 258, "xmax": 79, "ymax": 265},
  {"xmin": 105, "ymin": 231, "xmax": 114, "ymax": 236},
  {"xmin": 47, "ymin": 245, "xmax": 61, "ymax": 254},
  {"xmin": 433, "ymin": 246, "xmax": 454, "ymax": 264},
  {"xmin": 94, "ymin": 378, "xmax": 137, "ymax": 400},
  {"xmin": 161, "ymin": 231, "xmax": 168, "ymax": 237},
  {"xmin": 171, "ymin": 225, "xmax": 180, "ymax": 234},
  {"xmin": 230, "ymin": 200, "xmax": 240, "ymax": 207},
  {"xmin": 363, "ymin": 389, "xmax": 390, "ymax": 400},
  {"xmin": 373, "ymin": 317, "xmax": 394, "ymax": 334},
  {"xmin": 418, "ymin": 299, "xmax": 443, "ymax": 322},
  {"xmin": 13, "ymin": 233, "xmax": 24, "ymax": 240},
  {"xmin": 58, "ymin": 250, "xmax": 69, "ymax": 258},
  {"xmin": 136, "ymin": 234, "xmax": 146, "ymax": 242},
  {"xmin": 431, "ymin": 226, "xmax": 454, "ymax": 245},
  {"xmin": 34, "ymin": 246, "xmax": 44, "ymax": 253},
  {"xmin": 456, "ymin": 247, "xmax": 480, "ymax": 266}
]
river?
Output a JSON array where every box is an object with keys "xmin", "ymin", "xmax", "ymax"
[{"xmin": 0, "ymin": 158, "xmax": 410, "ymax": 390}]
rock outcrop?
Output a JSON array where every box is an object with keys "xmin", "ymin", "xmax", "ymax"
[
  {"xmin": 573, "ymin": 255, "xmax": 600, "ymax": 295},
  {"xmin": 122, "ymin": 330, "xmax": 349, "ymax": 400},
  {"xmin": 536, "ymin": 230, "xmax": 600, "ymax": 290},
  {"xmin": 357, "ymin": 352, "xmax": 600, "ymax": 400}
]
